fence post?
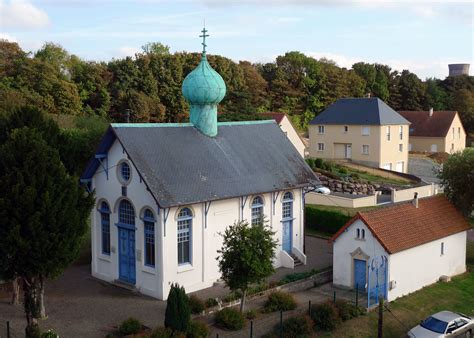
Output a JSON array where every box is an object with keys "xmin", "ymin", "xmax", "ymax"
[
  {"xmin": 280, "ymin": 310, "xmax": 283, "ymax": 338},
  {"xmin": 250, "ymin": 320, "xmax": 253, "ymax": 338},
  {"xmin": 7, "ymin": 321, "xmax": 10, "ymax": 338},
  {"xmin": 333, "ymin": 290, "xmax": 336, "ymax": 304},
  {"xmin": 308, "ymin": 300, "xmax": 311, "ymax": 316},
  {"xmin": 356, "ymin": 283, "xmax": 359, "ymax": 307}
]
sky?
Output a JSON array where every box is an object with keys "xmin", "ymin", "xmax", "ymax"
[{"xmin": 0, "ymin": 0, "xmax": 473, "ymax": 79}]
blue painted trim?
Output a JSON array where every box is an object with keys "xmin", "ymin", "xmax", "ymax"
[
  {"xmin": 143, "ymin": 216, "xmax": 155, "ymax": 222},
  {"xmin": 96, "ymin": 155, "xmax": 108, "ymax": 180},
  {"xmin": 115, "ymin": 222, "xmax": 136, "ymax": 230},
  {"xmin": 144, "ymin": 219, "xmax": 155, "ymax": 268},
  {"xmin": 240, "ymin": 195, "xmax": 249, "ymax": 220},
  {"xmin": 272, "ymin": 191, "xmax": 280, "ymax": 215}
]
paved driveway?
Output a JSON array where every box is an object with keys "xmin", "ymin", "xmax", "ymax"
[{"xmin": 408, "ymin": 155, "xmax": 441, "ymax": 184}]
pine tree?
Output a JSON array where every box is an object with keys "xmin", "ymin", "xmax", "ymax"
[{"xmin": 164, "ymin": 283, "xmax": 191, "ymax": 332}]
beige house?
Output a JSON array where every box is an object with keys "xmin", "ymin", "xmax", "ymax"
[
  {"xmin": 308, "ymin": 98, "xmax": 410, "ymax": 173},
  {"xmin": 398, "ymin": 110, "xmax": 466, "ymax": 153},
  {"xmin": 260, "ymin": 113, "xmax": 307, "ymax": 157}
]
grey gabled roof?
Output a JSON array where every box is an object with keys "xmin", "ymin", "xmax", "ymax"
[
  {"xmin": 83, "ymin": 121, "xmax": 318, "ymax": 208},
  {"xmin": 310, "ymin": 97, "xmax": 410, "ymax": 126}
]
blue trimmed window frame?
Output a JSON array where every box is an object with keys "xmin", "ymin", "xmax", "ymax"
[
  {"xmin": 282, "ymin": 192, "xmax": 293, "ymax": 220},
  {"xmin": 120, "ymin": 162, "xmax": 131, "ymax": 182},
  {"xmin": 177, "ymin": 208, "xmax": 192, "ymax": 265},
  {"xmin": 251, "ymin": 196, "xmax": 264, "ymax": 226},
  {"xmin": 118, "ymin": 200, "xmax": 135, "ymax": 226},
  {"xmin": 143, "ymin": 209, "xmax": 155, "ymax": 267},
  {"xmin": 100, "ymin": 202, "xmax": 111, "ymax": 255}
]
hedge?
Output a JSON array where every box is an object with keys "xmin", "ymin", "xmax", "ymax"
[{"xmin": 305, "ymin": 206, "xmax": 351, "ymax": 235}]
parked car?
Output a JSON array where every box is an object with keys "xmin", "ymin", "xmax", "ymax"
[
  {"xmin": 407, "ymin": 311, "xmax": 473, "ymax": 337},
  {"xmin": 314, "ymin": 186, "xmax": 330, "ymax": 195}
]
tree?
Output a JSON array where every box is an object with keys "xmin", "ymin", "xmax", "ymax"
[
  {"xmin": 164, "ymin": 283, "xmax": 190, "ymax": 332},
  {"xmin": 0, "ymin": 128, "xmax": 94, "ymax": 334},
  {"xmin": 217, "ymin": 220, "xmax": 277, "ymax": 312},
  {"xmin": 141, "ymin": 42, "xmax": 170, "ymax": 55},
  {"xmin": 451, "ymin": 89, "xmax": 474, "ymax": 134},
  {"xmin": 439, "ymin": 148, "xmax": 474, "ymax": 217}
]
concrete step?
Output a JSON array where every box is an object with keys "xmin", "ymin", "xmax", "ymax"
[{"xmin": 290, "ymin": 254, "xmax": 303, "ymax": 266}]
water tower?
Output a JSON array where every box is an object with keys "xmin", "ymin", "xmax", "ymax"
[{"xmin": 448, "ymin": 64, "xmax": 470, "ymax": 76}]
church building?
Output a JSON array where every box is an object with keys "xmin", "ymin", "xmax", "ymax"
[{"xmin": 80, "ymin": 30, "xmax": 319, "ymax": 300}]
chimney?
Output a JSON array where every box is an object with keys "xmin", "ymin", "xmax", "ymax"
[
  {"xmin": 413, "ymin": 192, "xmax": 419, "ymax": 208},
  {"xmin": 429, "ymin": 107, "xmax": 433, "ymax": 117}
]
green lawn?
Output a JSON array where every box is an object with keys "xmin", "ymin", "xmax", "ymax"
[
  {"xmin": 322, "ymin": 242, "xmax": 474, "ymax": 337},
  {"xmin": 342, "ymin": 167, "xmax": 409, "ymax": 186}
]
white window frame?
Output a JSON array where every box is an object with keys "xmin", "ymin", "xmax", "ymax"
[
  {"xmin": 399, "ymin": 126, "xmax": 403, "ymax": 140},
  {"xmin": 362, "ymin": 145, "xmax": 370, "ymax": 155},
  {"xmin": 386, "ymin": 126, "xmax": 391, "ymax": 141},
  {"xmin": 399, "ymin": 144, "xmax": 403, "ymax": 152},
  {"xmin": 317, "ymin": 143, "xmax": 325, "ymax": 152},
  {"xmin": 318, "ymin": 125, "xmax": 325, "ymax": 134},
  {"xmin": 361, "ymin": 126, "xmax": 370, "ymax": 136}
]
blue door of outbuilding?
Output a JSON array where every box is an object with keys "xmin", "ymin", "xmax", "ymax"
[
  {"xmin": 282, "ymin": 220, "xmax": 292, "ymax": 253},
  {"xmin": 119, "ymin": 228, "xmax": 136, "ymax": 284},
  {"xmin": 354, "ymin": 259, "xmax": 366, "ymax": 291}
]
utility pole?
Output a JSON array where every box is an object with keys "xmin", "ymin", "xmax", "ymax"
[{"xmin": 378, "ymin": 296, "xmax": 384, "ymax": 338}]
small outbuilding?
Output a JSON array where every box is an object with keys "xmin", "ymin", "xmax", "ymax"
[{"xmin": 331, "ymin": 195, "xmax": 470, "ymax": 306}]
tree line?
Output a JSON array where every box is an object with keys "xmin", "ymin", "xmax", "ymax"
[{"xmin": 1, "ymin": 40, "xmax": 473, "ymax": 133}]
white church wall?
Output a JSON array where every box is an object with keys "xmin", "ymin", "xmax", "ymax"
[
  {"xmin": 387, "ymin": 231, "xmax": 467, "ymax": 301},
  {"xmin": 332, "ymin": 219, "xmax": 388, "ymax": 289}
]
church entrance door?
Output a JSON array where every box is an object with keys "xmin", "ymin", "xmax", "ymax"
[{"xmin": 118, "ymin": 228, "xmax": 136, "ymax": 284}]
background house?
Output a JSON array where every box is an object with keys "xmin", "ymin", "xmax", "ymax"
[
  {"xmin": 331, "ymin": 195, "xmax": 469, "ymax": 304},
  {"xmin": 259, "ymin": 112, "xmax": 307, "ymax": 157},
  {"xmin": 308, "ymin": 97, "xmax": 410, "ymax": 173},
  {"xmin": 398, "ymin": 109, "xmax": 466, "ymax": 153}
]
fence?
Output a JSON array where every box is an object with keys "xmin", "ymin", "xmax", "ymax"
[
  {"xmin": 306, "ymin": 192, "xmax": 377, "ymax": 208},
  {"xmin": 391, "ymin": 183, "xmax": 437, "ymax": 203}
]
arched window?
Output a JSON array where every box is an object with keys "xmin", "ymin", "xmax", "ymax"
[
  {"xmin": 120, "ymin": 162, "xmax": 131, "ymax": 183},
  {"xmin": 100, "ymin": 201, "xmax": 111, "ymax": 255},
  {"xmin": 177, "ymin": 208, "xmax": 192, "ymax": 265},
  {"xmin": 282, "ymin": 192, "xmax": 293, "ymax": 219},
  {"xmin": 119, "ymin": 200, "xmax": 135, "ymax": 225},
  {"xmin": 143, "ymin": 209, "xmax": 155, "ymax": 267},
  {"xmin": 361, "ymin": 229, "xmax": 365, "ymax": 239},
  {"xmin": 356, "ymin": 228, "xmax": 360, "ymax": 239},
  {"xmin": 251, "ymin": 196, "xmax": 264, "ymax": 226}
]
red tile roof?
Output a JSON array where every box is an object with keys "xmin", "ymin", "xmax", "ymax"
[
  {"xmin": 331, "ymin": 195, "xmax": 471, "ymax": 254},
  {"xmin": 259, "ymin": 112, "xmax": 286, "ymax": 124},
  {"xmin": 398, "ymin": 110, "xmax": 458, "ymax": 137}
]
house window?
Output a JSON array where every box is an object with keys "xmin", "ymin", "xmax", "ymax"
[
  {"xmin": 119, "ymin": 200, "xmax": 135, "ymax": 225},
  {"xmin": 251, "ymin": 196, "xmax": 264, "ymax": 225},
  {"xmin": 356, "ymin": 229, "xmax": 360, "ymax": 238},
  {"xmin": 441, "ymin": 242, "xmax": 445, "ymax": 255},
  {"xmin": 362, "ymin": 126, "xmax": 370, "ymax": 136},
  {"xmin": 318, "ymin": 143, "xmax": 325, "ymax": 151},
  {"xmin": 458, "ymin": 127, "xmax": 461, "ymax": 139},
  {"xmin": 143, "ymin": 209, "xmax": 155, "ymax": 267},
  {"xmin": 344, "ymin": 126, "xmax": 348, "ymax": 133},
  {"xmin": 362, "ymin": 145, "xmax": 369, "ymax": 155},
  {"xmin": 399, "ymin": 126, "xmax": 403, "ymax": 140},
  {"xmin": 356, "ymin": 228, "xmax": 365, "ymax": 239},
  {"xmin": 451, "ymin": 143, "xmax": 454, "ymax": 152},
  {"xmin": 399, "ymin": 144, "xmax": 403, "ymax": 152},
  {"xmin": 361, "ymin": 229, "xmax": 365, "ymax": 239},
  {"xmin": 100, "ymin": 202, "xmax": 111, "ymax": 255},
  {"xmin": 318, "ymin": 125, "xmax": 325, "ymax": 134},
  {"xmin": 282, "ymin": 192, "xmax": 293, "ymax": 219},
  {"xmin": 177, "ymin": 207, "xmax": 192, "ymax": 265},
  {"xmin": 120, "ymin": 162, "xmax": 131, "ymax": 182},
  {"xmin": 386, "ymin": 126, "xmax": 391, "ymax": 141},
  {"xmin": 452, "ymin": 127, "xmax": 455, "ymax": 140}
]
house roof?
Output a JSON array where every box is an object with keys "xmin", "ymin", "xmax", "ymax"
[
  {"xmin": 259, "ymin": 112, "xmax": 285, "ymax": 124},
  {"xmin": 310, "ymin": 97, "xmax": 410, "ymax": 126},
  {"xmin": 331, "ymin": 195, "xmax": 471, "ymax": 254},
  {"xmin": 81, "ymin": 121, "xmax": 319, "ymax": 208},
  {"xmin": 398, "ymin": 110, "xmax": 459, "ymax": 137}
]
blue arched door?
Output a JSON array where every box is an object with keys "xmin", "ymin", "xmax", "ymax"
[
  {"xmin": 354, "ymin": 259, "xmax": 366, "ymax": 291},
  {"xmin": 118, "ymin": 200, "xmax": 136, "ymax": 284}
]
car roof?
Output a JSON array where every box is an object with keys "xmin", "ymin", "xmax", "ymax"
[{"xmin": 431, "ymin": 311, "xmax": 461, "ymax": 322}]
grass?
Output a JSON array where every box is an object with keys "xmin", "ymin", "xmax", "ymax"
[
  {"xmin": 342, "ymin": 167, "xmax": 409, "ymax": 186},
  {"xmin": 321, "ymin": 242, "xmax": 474, "ymax": 338}
]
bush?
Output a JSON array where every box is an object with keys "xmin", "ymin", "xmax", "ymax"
[
  {"xmin": 165, "ymin": 283, "xmax": 191, "ymax": 332},
  {"xmin": 150, "ymin": 327, "xmax": 174, "ymax": 338},
  {"xmin": 263, "ymin": 291, "xmax": 297, "ymax": 312},
  {"xmin": 205, "ymin": 297, "xmax": 218, "ymax": 308},
  {"xmin": 25, "ymin": 324, "xmax": 41, "ymax": 338},
  {"xmin": 246, "ymin": 309, "xmax": 257, "ymax": 320},
  {"xmin": 351, "ymin": 172, "xmax": 360, "ymax": 180},
  {"xmin": 119, "ymin": 317, "xmax": 142, "ymax": 335},
  {"xmin": 280, "ymin": 315, "xmax": 314, "ymax": 338},
  {"xmin": 305, "ymin": 158, "xmax": 315, "ymax": 169},
  {"xmin": 305, "ymin": 206, "xmax": 351, "ymax": 236},
  {"xmin": 334, "ymin": 299, "xmax": 365, "ymax": 321},
  {"xmin": 188, "ymin": 295, "xmax": 206, "ymax": 314},
  {"xmin": 338, "ymin": 167, "xmax": 348, "ymax": 175},
  {"xmin": 186, "ymin": 320, "xmax": 209, "ymax": 338},
  {"xmin": 310, "ymin": 302, "xmax": 341, "ymax": 331},
  {"xmin": 279, "ymin": 269, "xmax": 319, "ymax": 285},
  {"xmin": 41, "ymin": 330, "xmax": 59, "ymax": 338},
  {"xmin": 314, "ymin": 158, "xmax": 324, "ymax": 169},
  {"xmin": 214, "ymin": 308, "xmax": 245, "ymax": 330}
]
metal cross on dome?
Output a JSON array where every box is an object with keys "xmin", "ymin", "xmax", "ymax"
[{"xmin": 200, "ymin": 26, "xmax": 209, "ymax": 55}]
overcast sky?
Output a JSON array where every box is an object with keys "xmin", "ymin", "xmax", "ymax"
[{"xmin": 1, "ymin": 0, "xmax": 472, "ymax": 79}]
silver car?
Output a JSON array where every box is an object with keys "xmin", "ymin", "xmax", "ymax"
[{"xmin": 408, "ymin": 311, "xmax": 473, "ymax": 338}]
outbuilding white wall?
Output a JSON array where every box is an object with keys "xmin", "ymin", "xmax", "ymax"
[
  {"xmin": 332, "ymin": 219, "xmax": 389, "ymax": 289},
  {"xmin": 91, "ymin": 139, "xmax": 306, "ymax": 300},
  {"xmin": 387, "ymin": 231, "xmax": 467, "ymax": 301},
  {"xmin": 279, "ymin": 116, "xmax": 306, "ymax": 158}
]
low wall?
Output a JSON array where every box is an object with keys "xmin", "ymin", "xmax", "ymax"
[
  {"xmin": 306, "ymin": 193, "xmax": 377, "ymax": 208},
  {"xmin": 392, "ymin": 183, "xmax": 436, "ymax": 203}
]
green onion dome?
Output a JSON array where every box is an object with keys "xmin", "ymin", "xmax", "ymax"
[{"xmin": 182, "ymin": 55, "xmax": 226, "ymax": 105}]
